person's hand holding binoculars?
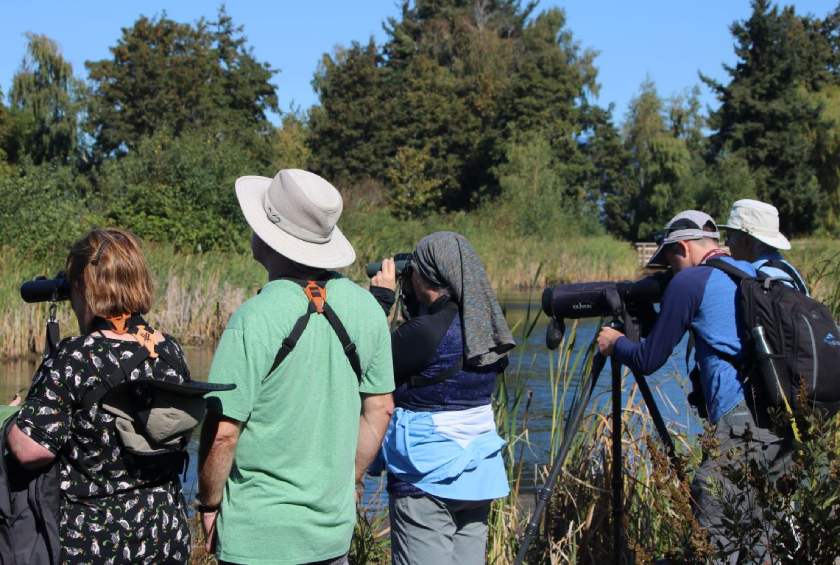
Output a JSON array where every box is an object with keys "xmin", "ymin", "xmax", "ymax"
[{"xmin": 371, "ymin": 258, "xmax": 398, "ymax": 291}]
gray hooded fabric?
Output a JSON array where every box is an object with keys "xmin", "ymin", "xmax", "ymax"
[{"xmin": 413, "ymin": 232, "xmax": 515, "ymax": 366}]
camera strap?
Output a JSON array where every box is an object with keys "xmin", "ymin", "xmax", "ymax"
[{"xmin": 46, "ymin": 301, "xmax": 61, "ymax": 358}]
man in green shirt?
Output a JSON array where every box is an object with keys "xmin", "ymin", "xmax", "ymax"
[{"xmin": 197, "ymin": 169, "xmax": 395, "ymax": 565}]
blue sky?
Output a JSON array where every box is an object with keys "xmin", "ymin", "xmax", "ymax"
[{"xmin": 1, "ymin": 1, "xmax": 837, "ymax": 126}]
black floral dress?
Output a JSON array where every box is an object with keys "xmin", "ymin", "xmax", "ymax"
[{"xmin": 16, "ymin": 333, "xmax": 192, "ymax": 564}]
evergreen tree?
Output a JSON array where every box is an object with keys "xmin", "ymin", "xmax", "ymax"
[
  {"xmin": 704, "ymin": 0, "xmax": 838, "ymax": 234},
  {"xmin": 6, "ymin": 33, "xmax": 83, "ymax": 166}
]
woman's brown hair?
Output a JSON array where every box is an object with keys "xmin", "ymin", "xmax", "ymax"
[{"xmin": 65, "ymin": 228, "xmax": 154, "ymax": 317}]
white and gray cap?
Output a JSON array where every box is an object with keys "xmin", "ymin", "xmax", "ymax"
[
  {"xmin": 719, "ymin": 199, "xmax": 791, "ymax": 251},
  {"xmin": 647, "ymin": 210, "xmax": 720, "ymax": 267}
]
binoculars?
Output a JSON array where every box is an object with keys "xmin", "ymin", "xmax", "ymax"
[
  {"xmin": 20, "ymin": 272, "xmax": 71, "ymax": 303},
  {"xmin": 365, "ymin": 252, "xmax": 414, "ymax": 279}
]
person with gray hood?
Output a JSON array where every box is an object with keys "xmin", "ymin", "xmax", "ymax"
[
  {"xmin": 369, "ymin": 231, "xmax": 514, "ymax": 565},
  {"xmin": 721, "ymin": 199, "xmax": 809, "ymax": 294}
]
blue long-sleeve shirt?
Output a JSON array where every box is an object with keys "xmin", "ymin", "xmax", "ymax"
[{"xmin": 613, "ymin": 257, "xmax": 757, "ymax": 422}]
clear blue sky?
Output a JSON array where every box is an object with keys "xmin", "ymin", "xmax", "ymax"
[{"xmin": 1, "ymin": 1, "xmax": 837, "ymax": 126}]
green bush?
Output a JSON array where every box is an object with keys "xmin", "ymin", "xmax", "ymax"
[{"xmin": 98, "ymin": 131, "xmax": 269, "ymax": 252}]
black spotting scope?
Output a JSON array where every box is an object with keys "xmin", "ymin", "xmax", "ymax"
[{"xmin": 541, "ymin": 270, "xmax": 673, "ymax": 350}]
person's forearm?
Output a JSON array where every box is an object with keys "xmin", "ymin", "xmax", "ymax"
[
  {"xmin": 198, "ymin": 416, "xmax": 240, "ymax": 505},
  {"xmin": 355, "ymin": 400, "xmax": 393, "ymax": 484}
]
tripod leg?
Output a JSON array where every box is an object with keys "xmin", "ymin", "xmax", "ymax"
[
  {"xmin": 513, "ymin": 352, "xmax": 607, "ymax": 565},
  {"xmin": 611, "ymin": 358, "xmax": 623, "ymax": 565}
]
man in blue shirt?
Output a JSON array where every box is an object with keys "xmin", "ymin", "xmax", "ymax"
[
  {"xmin": 721, "ymin": 199, "xmax": 808, "ymax": 295},
  {"xmin": 597, "ymin": 210, "xmax": 791, "ymax": 564}
]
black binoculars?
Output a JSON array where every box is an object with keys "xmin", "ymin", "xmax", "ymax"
[
  {"xmin": 20, "ymin": 272, "xmax": 71, "ymax": 303},
  {"xmin": 365, "ymin": 252, "xmax": 415, "ymax": 279}
]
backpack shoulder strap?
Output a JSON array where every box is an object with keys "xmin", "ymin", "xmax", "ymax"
[
  {"xmin": 82, "ymin": 344, "xmax": 151, "ymax": 410},
  {"xmin": 268, "ymin": 278, "xmax": 363, "ymax": 383},
  {"xmin": 705, "ymin": 258, "xmax": 753, "ymax": 283},
  {"xmin": 268, "ymin": 301, "xmax": 315, "ymax": 376},
  {"xmin": 408, "ymin": 357, "xmax": 463, "ymax": 387},
  {"xmin": 762, "ymin": 259, "xmax": 809, "ymax": 294}
]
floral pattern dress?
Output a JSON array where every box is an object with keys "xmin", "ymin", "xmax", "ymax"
[{"xmin": 16, "ymin": 333, "xmax": 192, "ymax": 564}]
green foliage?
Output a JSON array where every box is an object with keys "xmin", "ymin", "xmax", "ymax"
[
  {"xmin": 603, "ymin": 80, "xmax": 699, "ymax": 240},
  {"xmin": 498, "ymin": 135, "xmax": 601, "ymax": 237},
  {"xmin": 710, "ymin": 409, "xmax": 840, "ymax": 563},
  {"xmin": 98, "ymin": 131, "xmax": 262, "ymax": 252},
  {"xmin": 704, "ymin": 0, "xmax": 839, "ymax": 235},
  {"xmin": 5, "ymin": 33, "xmax": 84, "ymax": 166},
  {"xmin": 272, "ymin": 108, "xmax": 311, "ymax": 171},
  {"xmin": 85, "ymin": 8, "xmax": 278, "ymax": 162},
  {"xmin": 0, "ymin": 161, "xmax": 97, "ymax": 259},
  {"xmin": 309, "ymin": 0, "xmax": 612, "ymax": 214},
  {"xmin": 386, "ymin": 145, "xmax": 444, "ymax": 219}
]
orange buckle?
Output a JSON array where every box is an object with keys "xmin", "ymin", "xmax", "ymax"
[{"xmin": 304, "ymin": 281, "xmax": 326, "ymax": 313}]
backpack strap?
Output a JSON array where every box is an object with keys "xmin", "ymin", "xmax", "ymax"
[
  {"xmin": 761, "ymin": 259, "xmax": 809, "ymax": 295},
  {"xmin": 705, "ymin": 258, "xmax": 753, "ymax": 283},
  {"xmin": 268, "ymin": 279, "xmax": 363, "ymax": 383},
  {"xmin": 82, "ymin": 345, "xmax": 152, "ymax": 410},
  {"xmin": 408, "ymin": 357, "xmax": 464, "ymax": 387},
  {"xmin": 268, "ymin": 301, "xmax": 315, "ymax": 376}
]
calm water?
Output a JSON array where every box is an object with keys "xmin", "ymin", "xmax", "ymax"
[{"xmin": 0, "ymin": 293, "xmax": 701, "ymax": 505}]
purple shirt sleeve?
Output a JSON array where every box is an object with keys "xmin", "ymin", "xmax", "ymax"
[{"xmin": 612, "ymin": 268, "xmax": 709, "ymax": 375}]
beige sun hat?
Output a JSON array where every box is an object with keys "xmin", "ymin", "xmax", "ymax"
[
  {"xmin": 235, "ymin": 169, "xmax": 356, "ymax": 268},
  {"xmin": 720, "ymin": 199, "xmax": 791, "ymax": 251}
]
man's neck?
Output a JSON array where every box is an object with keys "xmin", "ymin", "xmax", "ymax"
[{"xmin": 263, "ymin": 255, "xmax": 326, "ymax": 282}]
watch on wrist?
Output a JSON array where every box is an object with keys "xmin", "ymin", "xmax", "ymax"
[{"xmin": 196, "ymin": 501, "xmax": 221, "ymax": 513}]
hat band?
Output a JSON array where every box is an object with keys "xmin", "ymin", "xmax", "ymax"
[
  {"xmin": 663, "ymin": 229, "xmax": 719, "ymax": 245},
  {"xmin": 263, "ymin": 193, "xmax": 333, "ymax": 244}
]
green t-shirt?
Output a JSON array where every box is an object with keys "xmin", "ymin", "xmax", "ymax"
[{"xmin": 205, "ymin": 275, "xmax": 394, "ymax": 565}]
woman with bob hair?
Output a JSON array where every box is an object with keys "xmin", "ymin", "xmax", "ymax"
[
  {"xmin": 7, "ymin": 228, "xmax": 196, "ymax": 564},
  {"xmin": 369, "ymin": 231, "xmax": 515, "ymax": 565}
]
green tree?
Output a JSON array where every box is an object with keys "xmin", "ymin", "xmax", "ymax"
[
  {"xmin": 272, "ymin": 107, "xmax": 311, "ymax": 171},
  {"xmin": 6, "ymin": 33, "xmax": 84, "ymax": 166},
  {"xmin": 308, "ymin": 0, "xmax": 611, "ymax": 215},
  {"xmin": 704, "ymin": 0, "xmax": 838, "ymax": 234},
  {"xmin": 85, "ymin": 8, "xmax": 278, "ymax": 161},
  {"xmin": 605, "ymin": 79, "xmax": 694, "ymax": 241}
]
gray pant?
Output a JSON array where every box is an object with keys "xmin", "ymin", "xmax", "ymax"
[
  {"xmin": 691, "ymin": 400, "xmax": 793, "ymax": 564},
  {"xmin": 390, "ymin": 495, "xmax": 491, "ymax": 565}
]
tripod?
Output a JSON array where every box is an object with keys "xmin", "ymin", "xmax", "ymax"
[{"xmin": 513, "ymin": 319, "xmax": 682, "ymax": 565}]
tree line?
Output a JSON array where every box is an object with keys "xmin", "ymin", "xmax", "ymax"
[{"xmin": 1, "ymin": 0, "xmax": 839, "ymax": 259}]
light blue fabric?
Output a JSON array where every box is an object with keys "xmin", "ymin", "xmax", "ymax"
[
  {"xmin": 754, "ymin": 253, "xmax": 809, "ymax": 296},
  {"xmin": 378, "ymin": 407, "xmax": 509, "ymax": 501},
  {"xmin": 692, "ymin": 257, "xmax": 757, "ymax": 422}
]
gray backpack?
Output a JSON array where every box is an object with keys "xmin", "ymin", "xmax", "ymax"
[{"xmin": 0, "ymin": 416, "xmax": 61, "ymax": 565}]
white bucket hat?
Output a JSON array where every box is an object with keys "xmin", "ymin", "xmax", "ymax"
[
  {"xmin": 720, "ymin": 199, "xmax": 791, "ymax": 251},
  {"xmin": 235, "ymin": 169, "xmax": 356, "ymax": 268}
]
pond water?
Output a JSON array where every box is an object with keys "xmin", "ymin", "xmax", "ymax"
[{"xmin": 0, "ymin": 292, "xmax": 702, "ymax": 507}]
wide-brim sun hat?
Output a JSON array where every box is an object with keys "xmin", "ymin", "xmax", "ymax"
[
  {"xmin": 647, "ymin": 210, "xmax": 720, "ymax": 268},
  {"xmin": 236, "ymin": 169, "xmax": 356, "ymax": 269},
  {"xmin": 719, "ymin": 199, "xmax": 791, "ymax": 251}
]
